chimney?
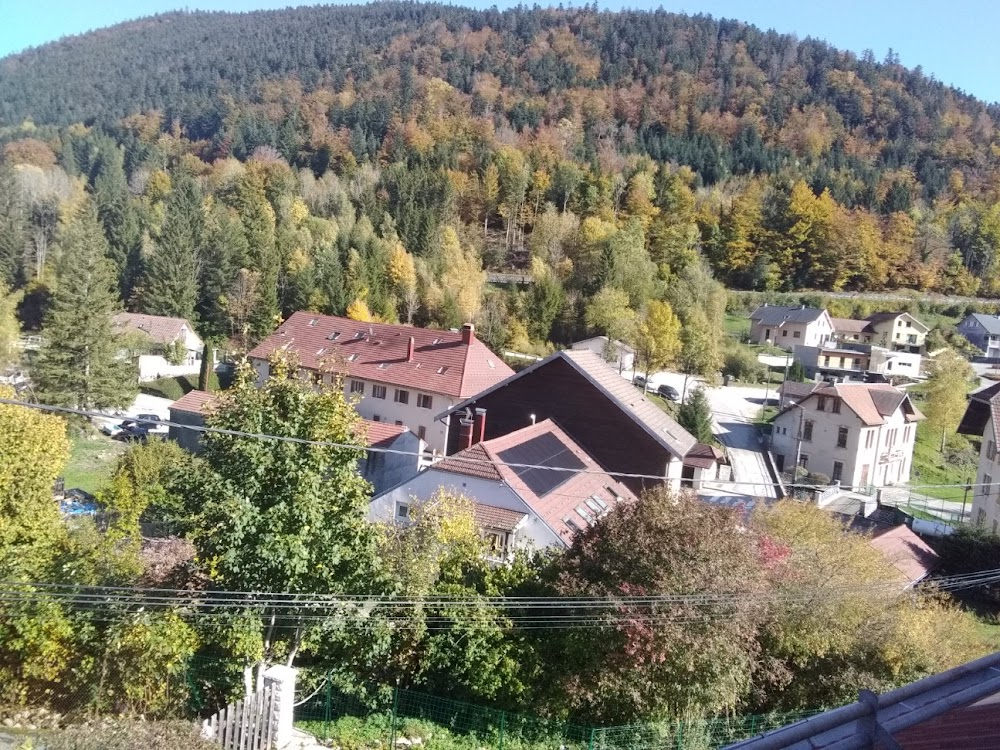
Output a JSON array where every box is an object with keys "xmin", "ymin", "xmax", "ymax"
[
  {"xmin": 406, "ymin": 336, "xmax": 415, "ymax": 363},
  {"xmin": 458, "ymin": 417, "xmax": 475, "ymax": 450},
  {"xmin": 529, "ymin": 413, "xmax": 536, "ymax": 425},
  {"xmin": 473, "ymin": 408, "xmax": 487, "ymax": 444},
  {"xmin": 461, "ymin": 323, "xmax": 475, "ymax": 345}
]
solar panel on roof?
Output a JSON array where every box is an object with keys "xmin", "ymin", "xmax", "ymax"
[{"xmin": 497, "ymin": 432, "xmax": 587, "ymax": 498}]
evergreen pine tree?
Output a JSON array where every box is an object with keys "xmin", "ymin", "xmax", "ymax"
[
  {"xmin": 143, "ymin": 170, "xmax": 203, "ymax": 320},
  {"xmin": 33, "ymin": 202, "xmax": 137, "ymax": 410},
  {"xmin": 0, "ymin": 160, "xmax": 27, "ymax": 289},
  {"xmin": 677, "ymin": 386, "xmax": 714, "ymax": 444},
  {"xmin": 196, "ymin": 204, "xmax": 246, "ymax": 338},
  {"xmin": 93, "ymin": 147, "xmax": 142, "ymax": 301},
  {"xmin": 233, "ymin": 167, "xmax": 279, "ymax": 339}
]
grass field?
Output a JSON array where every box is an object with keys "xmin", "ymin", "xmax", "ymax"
[
  {"xmin": 725, "ymin": 314, "xmax": 749, "ymax": 338},
  {"xmin": 909, "ymin": 420, "xmax": 976, "ymax": 502},
  {"xmin": 62, "ymin": 434, "xmax": 126, "ymax": 495}
]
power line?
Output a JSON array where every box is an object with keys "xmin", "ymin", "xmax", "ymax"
[{"xmin": 0, "ymin": 396, "xmax": 984, "ymax": 496}]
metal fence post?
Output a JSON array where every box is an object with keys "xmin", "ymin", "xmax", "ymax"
[
  {"xmin": 498, "ymin": 709, "xmax": 505, "ymax": 750},
  {"xmin": 588, "ymin": 726, "xmax": 595, "ymax": 750},
  {"xmin": 323, "ymin": 671, "xmax": 332, "ymax": 739},
  {"xmin": 389, "ymin": 686, "xmax": 400, "ymax": 750}
]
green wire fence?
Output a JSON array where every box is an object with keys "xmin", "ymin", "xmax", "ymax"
[{"xmin": 293, "ymin": 677, "xmax": 818, "ymax": 750}]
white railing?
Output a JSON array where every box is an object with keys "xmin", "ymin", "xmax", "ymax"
[{"xmin": 204, "ymin": 686, "xmax": 276, "ymax": 750}]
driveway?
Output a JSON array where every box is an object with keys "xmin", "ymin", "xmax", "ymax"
[
  {"xmin": 93, "ymin": 393, "xmax": 175, "ymax": 432},
  {"xmin": 702, "ymin": 384, "xmax": 780, "ymax": 500}
]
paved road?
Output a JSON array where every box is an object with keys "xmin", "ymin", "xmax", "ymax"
[{"xmin": 702, "ymin": 385, "xmax": 780, "ymax": 500}]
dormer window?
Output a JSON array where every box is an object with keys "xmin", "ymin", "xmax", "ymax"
[
  {"xmin": 346, "ymin": 353, "xmax": 359, "ymax": 362},
  {"xmin": 327, "ymin": 332, "xmax": 341, "ymax": 341}
]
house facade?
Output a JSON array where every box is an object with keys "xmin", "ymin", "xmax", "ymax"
[
  {"xmin": 437, "ymin": 349, "xmax": 697, "ymax": 494},
  {"xmin": 113, "ymin": 312, "xmax": 205, "ymax": 382},
  {"xmin": 748, "ymin": 305, "xmax": 834, "ymax": 350},
  {"xmin": 793, "ymin": 343, "xmax": 922, "ymax": 380},
  {"xmin": 248, "ymin": 313, "xmax": 513, "ymax": 455},
  {"xmin": 957, "ymin": 382, "xmax": 1000, "ymax": 532},
  {"xmin": 864, "ymin": 312, "xmax": 928, "ymax": 353},
  {"xmin": 370, "ymin": 419, "xmax": 639, "ymax": 556},
  {"xmin": 770, "ymin": 383, "xmax": 923, "ymax": 489},
  {"xmin": 957, "ymin": 313, "xmax": 1000, "ymax": 358}
]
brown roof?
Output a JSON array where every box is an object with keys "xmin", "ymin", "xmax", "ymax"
[
  {"xmin": 684, "ymin": 442, "xmax": 724, "ymax": 469},
  {"xmin": 868, "ymin": 524, "xmax": 939, "ymax": 583},
  {"xmin": 170, "ymin": 389, "xmax": 217, "ymax": 415},
  {"xmin": 356, "ymin": 420, "xmax": 408, "ymax": 449},
  {"xmin": 811, "ymin": 383, "xmax": 924, "ymax": 426},
  {"xmin": 434, "ymin": 419, "xmax": 639, "ymax": 545},
  {"xmin": 113, "ymin": 312, "xmax": 192, "ymax": 345},
  {"xmin": 778, "ymin": 380, "xmax": 823, "ymax": 403},
  {"xmin": 473, "ymin": 503, "xmax": 527, "ymax": 533},
  {"xmin": 958, "ymin": 381, "xmax": 1000, "ymax": 440},
  {"xmin": 831, "ymin": 317, "xmax": 872, "ymax": 334},
  {"xmin": 249, "ymin": 312, "xmax": 513, "ymax": 399}
]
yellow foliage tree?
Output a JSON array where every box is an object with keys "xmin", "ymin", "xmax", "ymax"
[
  {"xmin": 437, "ymin": 226, "xmax": 485, "ymax": 324},
  {"xmin": 346, "ymin": 296, "xmax": 374, "ymax": 322}
]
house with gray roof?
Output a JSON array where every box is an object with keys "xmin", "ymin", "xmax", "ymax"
[
  {"xmin": 748, "ymin": 305, "xmax": 834, "ymax": 351},
  {"xmin": 957, "ymin": 313, "xmax": 1000, "ymax": 358}
]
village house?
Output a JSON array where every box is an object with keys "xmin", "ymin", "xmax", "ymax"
[
  {"xmin": 248, "ymin": 313, "xmax": 513, "ymax": 455},
  {"xmin": 957, "ymin": 312, "xmax": 1000, "ymax": 358},
  {"xmin": 748, "ymin": 304, "xmax": 834, "ymax": 350},
  {"xmin": 112, "ymin": 312, "xmax": 205, "ymax": 382},
  {"xmin": 792, "ymin": 342, "xmax": 922, "ymax": 380},
  {"xmin": 168, "ymin": 388, "xmax": 428, "ymax": 494},
  {"xmin": 957, "ymin": 381, "xmax": 1000, "ymax": 532},
  {"xmin": 369, "ymin": 418, "xmax": 639, "ymax": 557},
  {"xmin": 436, "ymin": 349, "xmax": 700, "ymax": 494},
  {"xmin": 769, "ymin": 383, "xmax": 923, "ymax": 489}
]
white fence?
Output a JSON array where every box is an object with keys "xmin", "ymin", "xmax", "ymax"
[{"xmin": 204, "ymin": 686, "xmax": 276, "ymax": 750}]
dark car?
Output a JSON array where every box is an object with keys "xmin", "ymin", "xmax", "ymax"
[
  {"xmin": 656, "ymin": 384, "xmax": 680, "ymax": 402},
  {"xmin": 633, "ymin": 374, "xmax": 647, "ymax": 390}
]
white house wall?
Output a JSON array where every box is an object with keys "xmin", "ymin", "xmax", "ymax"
[
  {"xmin": 972, "ymin": 414, "xmax": 1000, "ymax": 533},
  {"xmin": 771, "ymin": 401, "xmax": 915, "ymax": 489},
  {"xmin": 369, "ymin": 470, "xmax": 564, "ymax": 551},
  {"xmin": 252, "ymin": 358, "xmax": 455, "ymax": 455}
]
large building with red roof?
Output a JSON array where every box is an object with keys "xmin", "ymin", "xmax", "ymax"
[
  {"xmin": 369, "ymin": 418, "xmax": 639, "ymax": 556},
  {"xmin": 248, "ymin": 312, "xmax": 514, "ymax": 454}
]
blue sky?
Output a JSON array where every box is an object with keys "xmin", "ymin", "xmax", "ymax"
[{"xmin": 3, "ymin": 1, "xmax": 998, "ymax": 103}]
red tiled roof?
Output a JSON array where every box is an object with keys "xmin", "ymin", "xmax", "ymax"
[
  {"xmin": 868, "ymin": 524, "xmax": 939, "ymax": 583},
  {"xmin": 684, "ymin": 442, "xmax": 724, "ymax": 469},
  {"xmin": 113, "ymin": 312, "xmax": 192, "ymax": 345},
  {"xmin": 473, "ymin": 503, "xmax": 527, "ymax": 533},
  {"xmin": 892, "ymin": 702, "xmax": 1000, "ymax": 749},
  {"xmin": 248, "ymin": 312, "xmax": 513, "ymax": 399},
  {"xmin": 170, "ymin": 389, "xmax": 217, "ymax": 415},
  {"xmin": 434, "ymin": 419, "xmax": 639, "ymax": 545},
  {"xmin": 355, "ymin": 420, "xmax": 408, "ymax": 449}
]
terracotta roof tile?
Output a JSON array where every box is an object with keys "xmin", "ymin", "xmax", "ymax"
[
  {"xmin": 113, "ymin": 312, "xmax": 192, "ymax": 345},
  {"xmin": 473, "ymin": 503, "xmax": 527, "ymax": 533},
  {"xmin": 868, "ymin": 524, "xmax": 939, "ymax": 583},
  {"xmin": 684, "ymin": 442, "xmax": 724, "ymax": 469},
  {"xmin": 248, "ymin": 312, "xmax": 513, "ymax": 399},
  {"xmin": 811, "ymin": 383, "xmax": 923, "ymax": 427},
  {"xmin": 356, "ymin": 420, "xmax": 408, "ymax": 449},
  {"xmin": 170, "ymin": 389, "xmax": 217, "ymax": 415},
  {"xmin": 434, "ymin": 419, "xmax": 639, "ymax": 545}
]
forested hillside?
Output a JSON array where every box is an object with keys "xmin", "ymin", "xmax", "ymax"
[{"xmin": 2, "ymin": 2, "xmax": 1000, "ymax": 363}]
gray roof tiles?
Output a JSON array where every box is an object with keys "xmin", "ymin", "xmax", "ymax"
[{"xmin": 749, "ymin": 305, "xmax": 826, "ymax": 326}]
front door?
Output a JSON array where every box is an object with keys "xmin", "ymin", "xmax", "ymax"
[{"xmin": 860, "ymin": 464, "xmax": 869, "ymax": 488}]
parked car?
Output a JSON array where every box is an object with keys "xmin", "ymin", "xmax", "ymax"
[
  {"xmin": 101, "ymin": 418, "xmax": 135, "ymax": 438},
  {"xmin": 121, "ymin": 415, "xmax": 167, "ymax": 442},
  {"xmin": 632, "ymin": 374, "xmax": 647, "ymax": 390},
  {"xmin": 656, "ymin": 384, "xmax": 680, "ymax": 402}
]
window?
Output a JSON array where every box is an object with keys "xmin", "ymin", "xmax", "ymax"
[
  {"xmin": 485, "ymin": 532, "xmax": 506, "ymax": 554},
  {"xmin": 985, "ymin": 474, "xmax": 994, "ymax": 500},
  {"xmin": 865, "ymin": 430, "xmax": 875, "ymax": 449},
  {"xmin": 396, "ymin": 503, "xmax": 409, "ymax": 520},
  {"xmin": 832, "ymin": 461, "xmax": 844, "ymax": 483},
  {"xmin": 394, "ymin": 389, "xmax": 409, "ymax": 404},
  {"xmin": 817, "ymin": 396, "xmax": 827, "ymax": 412},
  {"xmin": 395, "ymin": 420, "xmax": 403, "ymax": 426},
  {"xmin": 978, "ymin": 508, "xmax": 987, "ymax": 527},
  {"xmin": 831, "ymin": 398, "xmax": 841, "ymax": 414},
  {"xmin": 349, "ymin": 380, "xmax": 364, "ymax": 394},
  {"xmin": 417, "ymin": 425, "xmax": 426, "ymax": 441},
  {"xmin": 793, "ymin": 330, "xmax": 801, "ymax": 338},
  {"xmin": 373, "ymin": 385, "xmax": 387, "ymax": 399},
  {"xmin": 803, "ymin": 420, "xmax": 814, "ymax": 441},
  {"xmin": 799, "ymin": 454, "xmax": 809, "ymax": 468},
  {"xmin": 994, "ymin": 520, "xmax": 998, "ymax": 535},
  {"xmin": 372, "ymin": 415, "xmax": 381, "ymax": 422},
  {"xmin": 837, "ymin": 426, "xmax": 849, "ymax": 448},
  {"xmin": 823, "ymin": 356, "xmax": 830, "ymax": 366},
  {"xmin": 782, "ymin": 330, "xmax": 788, "ymax": 337},
  {"xmin": 989, "ymin": 441, "xmax": 997, "ymax": 462},
  {"xmin": 417, "ymin": 394, "xmax": 433, "ymax": 409}
]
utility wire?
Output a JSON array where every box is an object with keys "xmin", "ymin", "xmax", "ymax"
[{"xmin": 0, "ymin": 396, "xmax": 984, "ymax": 495}]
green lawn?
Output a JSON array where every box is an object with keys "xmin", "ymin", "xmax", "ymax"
[
  {"xmin": 62, "ymin": 434, "xmax": 126, "ymax": 495},
  {"xmin": 909, "ymin": 420, "xmax": 976, "ymax": 503},
  {"xmin": 725, "ymin": 314, "xmax": 749, "ymax": 338}
]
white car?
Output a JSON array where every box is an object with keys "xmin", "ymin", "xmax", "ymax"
[{"xmin": 100, "ymin": 419, "xmax": 133, "ymax": 438}]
